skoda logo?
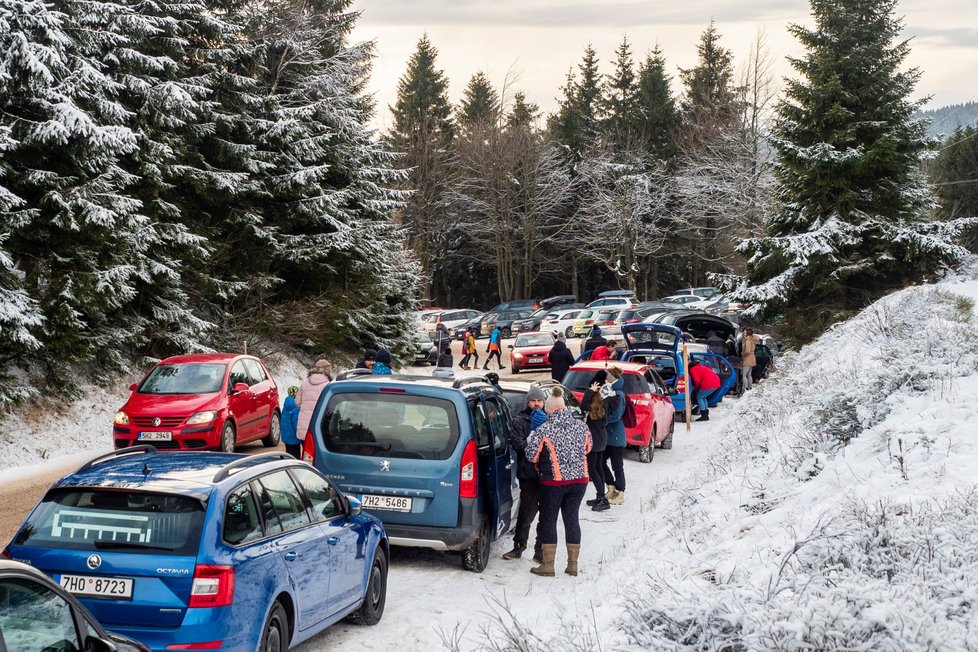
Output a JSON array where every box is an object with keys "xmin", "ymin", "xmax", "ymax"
[
  {"xmin": 152, "ymin": 417, "xmax": 162, "ymax": 427},
  {"xmin": 379, "ymin": 460, "xmax": 391, "ymax": 472},
  {"xmin": 87, "ymin": 554, "xmax": 102, "ymax": 570}
]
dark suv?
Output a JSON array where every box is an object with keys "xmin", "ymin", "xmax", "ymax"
[{"xmin": 302, "ymin": 372, "xmax": 521, "ymax": 572}]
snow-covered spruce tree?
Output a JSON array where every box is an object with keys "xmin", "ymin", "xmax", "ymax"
[
  {"xmin": 734, "ymin": 0, "xmax": 973, "ymax": 337},
  {"xmin": 252, "ymin": 0, "xmax": 417, "ymax": 357},
  {"xmin": 0, "ymin": 0, "xmax": 163, "ymax": 387}
]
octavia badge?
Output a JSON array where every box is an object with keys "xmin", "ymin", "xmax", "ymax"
[
  {"xmin": 87, "ymin": 554, "xmax": 102, "ymax": 570},
  {"xmin": 152, "ymin": 417, "xmax": 161, "ymax": 427},
  {"xmin": 380, "ymin": 460, "xmax": 391, "ymax": 472}
]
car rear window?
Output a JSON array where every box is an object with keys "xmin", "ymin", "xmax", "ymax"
[
  {"xmin": 139, "ymin": 363, "xmax": 227, "ymax": 394},
  {"xmin": 562, "ymin": 370, "xmax": 649, "ymax": 395},
  {"xmin": 322, "ymin": 393, "xmax": 460, "ymax": 460},
  {"xmin": 14, "ymin": 489, "xmax": 205, "ymax": 555}
]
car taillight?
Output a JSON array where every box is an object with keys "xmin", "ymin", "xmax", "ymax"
[
  {"xmin": 627, "ymin": 318, "xmax": 640, "ymax": 323},
  {"xmin": 188, "ymin": 565, "xmax": 234, "ymax": 608},
  {"xmin": 165, "ymin": 643, "xmax": 223, "ymax": 650},
  {"xmin": 585, "ymin": 320, "xmax": 594, "ymax": 325},
  {"xmin": 459, "ymin": 439, "xmax": 478, "ymax": 499},
  {"xmin": 302, "ymin": 431, "xmax": 315, "ymax": 464},
  {"xmin": 676, "ymin": 376, "xmax": 686, "ymax": 393},
  {"xmin": 1, "ymin": 548, "xmax": 10, "ymax": 559}
]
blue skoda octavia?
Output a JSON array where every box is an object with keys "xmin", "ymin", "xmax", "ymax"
[{"xmin": 3, "ymin": 446, "xmax": 389, "ymax": 651}]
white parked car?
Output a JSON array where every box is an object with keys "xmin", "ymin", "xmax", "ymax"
[
  {"xmin": 673, "ymin": 287, "xmax": 721, "ymax": 299},
  {"xmin": 660, "ymin": 294, "xmax": 718, "ymax": 310},
  {"xmin": 543, "ymin": 308, "xmax": 586, "ymax": 338},
  {"xmin": 424, "ymin": 308, "xmax": 482, "ymax": 334}
]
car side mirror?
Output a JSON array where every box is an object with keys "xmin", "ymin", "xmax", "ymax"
[
  {"xmin": 85, "ymin": 635, "xmax": 116, "ymax": 652},
  {"xmin": 507, "ymin": 345, "xmax": 513, "ymax": 349},
  {"xmin": 233, "ymin": 382, "xmax": 250, "ymax": 393},
  {"xmin": 128, "ymin": 383, "xmax": 137, "ymax": 391},
  {"xmin": 346, "ymin": 495, "xmax": 362, "ymax": 517}
]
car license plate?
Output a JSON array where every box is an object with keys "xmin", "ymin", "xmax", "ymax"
[
  {"xmin": 138, "ymin": 431, "xmax": 172, "ymax": 441},
  {"xmin": 60, "ymin": 574, "xmax": 134, "ymax": 600},
  {"xmin": 529, "ymin": 358, "xmax": 543, "ymax": 364},
  {"xmin": 360, "ymin": 495, "xmax": 412, "ymax": 512}
]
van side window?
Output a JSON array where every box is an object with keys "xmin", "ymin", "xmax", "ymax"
[
  {"xmin": 469, "ymin": 401, "xmax": 491, "ymax": 449},
  {"xmin": 484, "ymin": 399, "xmax": 509, "ymax": 453}
]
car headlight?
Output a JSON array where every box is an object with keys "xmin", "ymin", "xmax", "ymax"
[
  {"xmin": 512, "ymin": 352, "xmax": 524, "ymax": 360},
  {"xmin": 186, "ymin": 410, "xmax": 218, "ymax": 426},
  {"xmin": 114, "ymin": 411, "xmax": 130, "ymax": 426}
]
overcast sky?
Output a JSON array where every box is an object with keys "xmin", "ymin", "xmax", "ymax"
[{"xmin": 349, "ymin": 0, "xmax": 978, "ymax": 134}]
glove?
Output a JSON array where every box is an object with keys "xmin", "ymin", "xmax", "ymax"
[{"xmin": 599, "ymin": 383, "xmax": 615, "ymax": 399}]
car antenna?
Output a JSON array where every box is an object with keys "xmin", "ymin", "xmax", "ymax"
[{"xmin": 142, "ymin": 463, "xmax": 151, "ymax": 476}]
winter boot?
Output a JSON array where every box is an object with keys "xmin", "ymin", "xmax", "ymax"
[
  {"xmin": 608, "ymin": 489, "xmax": 624, "ymax": 506},
  {"xmin": 586, "ymin": 496, "xmax": 603, "ymax": 507},
  {"xmin": 501, "ymin": 543, "xmax": 525, "ymax": 560},
  {"xmin": 696, "ymin": 409, "xmax": 710, "ymax": 422},
  {"xmin": 483, "ymin": 363, "xmax": 489, "ymax": 370},
  {"xmin": 591, "ymin": 497, "xmax": 610, "ymax": 512},
  {"xmin": 605, "ymin": 486, "xmax": 619, "ymax": 501},
  {"xmin": 532, "ymin": 541, "xmax": 543, "ymax": 563},
  {"xmin": 530, "ymin": 544, "xmax": 557, "ymax": 577},
  {"xmin": 564, "ymin": 544, "xmax": 581, "ymax": 576}
]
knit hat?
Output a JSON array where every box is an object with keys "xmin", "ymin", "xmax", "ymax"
[
  {"xmin": 287, "ymin": 385, "xmax": 299, "ymax": 398},
  {"xmin": 375, "ymin": 348, "xmax": 392, "ymax": 365},
  {"xmin": 557, "ymin": 333, "xmax": 566, "ymax": 342},
  {"xmin": 309, "ymin": 359, "xmax": 332, "ymax": 375},
  {"xmin": 589, "ymin": 370, "xmax": 608, "ymax": 386},
  {"xmin": 544, "ymin": 386, "xmax": 565, "ymax": 413},
  {"xmin": 526, "ymin": 387, "xmax": 547, "ymax": 405},
  {"xmin": 530, "ymin": 408, "xmax": 547, "ymax": 430},
  {"xmin": 362, "ymin": 349, "xmax": 377, "ymax": 362}
]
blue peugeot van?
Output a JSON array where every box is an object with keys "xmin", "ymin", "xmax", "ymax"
[{"xmin": 302, "ymin": 372, "xmax": 520, "ymax": 572}]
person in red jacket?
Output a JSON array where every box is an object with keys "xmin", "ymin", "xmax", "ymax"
[
  {"xmin": 687, "ymin": 359, "xmax": 721, "ymax": 422},
  {"xmin": 590, "ymin": 340, "xmax": 617, "ymax": 361}
]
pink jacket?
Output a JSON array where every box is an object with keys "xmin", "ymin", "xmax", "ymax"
[{"xmin": 295, "ymin": 373, "xmax": 329, "ymax": 440}]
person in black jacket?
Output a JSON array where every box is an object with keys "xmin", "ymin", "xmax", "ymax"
[
  {"xmin": 548, "ymin": 337, "xmax": 577, "ymax": 382},
  {"xmin": 581, "ymin": 370, "xmax": 620, "ymax": 512},
  {"xmin": 501, "ymin": 387, "xmax": 547, "ymax": 561},
  {"xmin": 582, "ymin": 326, "xmax": 606, "ymax": 359}
]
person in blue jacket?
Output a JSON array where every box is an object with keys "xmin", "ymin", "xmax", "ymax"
[
  {"xmin": 483, "ymin": 325, "xmax": 505, "ymax": 370},
  {"xmin": 282, "ymin": 385, "xmax": 301, "ymax": 459},
  {"xmin": 603, "ymin": 367, "xmax": 628, "ymax": 505}
]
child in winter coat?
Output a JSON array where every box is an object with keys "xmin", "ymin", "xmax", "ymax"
[{"xmin": 282, "ymin": 386, "xmax": 301, "ymax": 459}]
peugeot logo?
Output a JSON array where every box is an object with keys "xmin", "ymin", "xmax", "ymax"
[
  {"xmin": 379, "ymin": 460, "xmax": 391, "ymax": 472},
  {"xmin": 87, "ymin": 554, "xmax": 102, "ymax": 570},
  {"xmin": 152, "ymin": 417, "xmax": 161, "ymax": 427}
]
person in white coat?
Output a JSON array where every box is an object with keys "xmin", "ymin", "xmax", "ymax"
[{"xmin": 295, "ymin": 359, "xmax": 332, "ymax": 443}]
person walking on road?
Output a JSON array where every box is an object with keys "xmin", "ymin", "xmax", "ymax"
[
  {"xmin": 526, "ymin": 387, "xmax": 591, "ymax": 577},
  {"xmin": 603, "ymin": 367, "xmax": 627, "ymax": 505},
  {"xmin": 459, "ymin": 327, "xmax": 479, "ymax": 370},
  {"xmin": 502, "ymin": 387, "xmax": 547, "ymax": 562},
  {"xmin": 484, "ymin": 325, "xmax": 505, "ymax": 370},
  {"xmin": 740, "ymin": 328, "xmax": 759, "ymax": 391},
  {"xmin": 281, "ymin": 385, "xmax": 301, "ymax": 459},
  {"xmin": 295, "ymin": 360, "xmax": 332, "ymax": 446},
  {"xmin": 548, "ymin": 336, "xmax": 576, "ymax": 382},
  {"xmin": 688, "ymin": 359, "xmax": 721, "ymax": 421}
]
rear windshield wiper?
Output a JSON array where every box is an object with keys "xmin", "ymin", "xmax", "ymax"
[{"xmin": 93, "ymin": 540, "xmax": 178, "ymax": 552}]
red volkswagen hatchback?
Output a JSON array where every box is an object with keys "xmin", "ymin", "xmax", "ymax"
[
  {"xmin": 509, "ymin": 332, "xmax": 556, "ymax": 373},
  {"xmin": 113, "ymin": 354, "xmax": 281, "ymax": 453},
  {"xmin": 561, "ymin": 360, "xmax": 676, "ymax": 463}
]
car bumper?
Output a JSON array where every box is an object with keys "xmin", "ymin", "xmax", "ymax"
[
  {"xmin": 113, "ymin": 425, "xmax": 219, "ymax": 450},
  {"xmin": 379, "ymin": 499, "xmax": 482, "ymax": 551},
  {"xmin": 106, "ymin": 606, "xmax": 238, "ymax": 652}
]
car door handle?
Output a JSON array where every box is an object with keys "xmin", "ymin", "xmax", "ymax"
[
  {"xmin": 504, "ymin": 462, "xmax": 513, "ymax": 469},
  {"xmin": 284, "ymin": 552, "xmax": 299, "ymax": 561},
  {"xmin": 327, "ymin": 537, "xmax": 339, "ymax": 546}
]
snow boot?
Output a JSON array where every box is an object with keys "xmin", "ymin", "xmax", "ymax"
[
  {"xmin": 608, "ymin": 488, "xmax": 624, "ymax": 505},
  {"xmin": 591, "ymin": 497, "xmax": 610, "ymax": 512},
  {"xmin": 530, "ymin": 544, "xmax": 557, "ymax": 577},
  {"xmin": 696, "ymin": 410, "xmax": 710, "ymax": 422},
  {"xmin": 532, "ymin": 541, "xmax": 543, "ymax": 563},
  {"xmin": 501, "ymin": 543, "xmax": 525, "ymax": 560},
  {"xmin": 586, "ymin": 496, "xmax": 602, "ymax": 507},
  {"xmin": 564, "ymin": 544, "xmax": 581, "ymax": 576},
  {"xmin": 605, "ymin": 486, "xmax": 619, "ymax": 501}
]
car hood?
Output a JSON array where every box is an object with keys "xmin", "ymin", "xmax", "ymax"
[{"xmin": 122, "ymin": 392, "xmax": 223, "ymax": 415}]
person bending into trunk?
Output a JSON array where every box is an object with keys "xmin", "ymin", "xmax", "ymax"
[
  {"xmin": 688, "ymin": 359, "xmax": 721, "ymax": 421},
  {"xmin": 526, "ymin": 387, "xmax": 591, "ymax": 577},
  {"xmin": 501, "ymin": 387, "xmax": 547, "ymax": 562}
]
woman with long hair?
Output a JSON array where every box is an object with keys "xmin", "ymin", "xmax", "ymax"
[{"xmin": 581, "ymin": 370, "xmax": 619, "ymax": 512}]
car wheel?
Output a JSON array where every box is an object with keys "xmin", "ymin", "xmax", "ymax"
[
  {"xmin": 565, "ymin": 327, "xmax": 574, "ymax": 338},
  {"xmin": 501, "ymin": 328, "xmax": 511, "ymax": 339},
  {"xmin": 347, "ymin": 546, "xmax": 388, "ymax": 625},
  {"xmin": 220, "ymin": 421, "xmax": 236, "ymax": 453},
  {"xmin": 262, "ymin": 411, "xmax": 281, "ymax": 447},
  {"xmin": 511, "ymin": 366, "xmax": 520, "ymax": 374},
  {"xmin": 259, "ymin": 601, "xmax": 288, "ymax": 652},
  {"xmin": 659, "ymin": 430, "xmax": 673, "ymax": 450},
  {"xmin": 639, "ymin": 427, "xmax": 655, "ymax": 463},
  {"xmin": 461, "ymin": 518, "xmax": 491, "ymax": 573}
]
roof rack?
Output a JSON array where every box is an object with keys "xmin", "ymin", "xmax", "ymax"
[
  {"xmin": 452, "ymin": 372, "xmax": 500, "ymax": 389},
  {"xmin": 77, "ymin": 445, "xmax": 157, "ymax": 473},
  {"xmin": 334, "ymin": 368, "xmax": 374, "ymax": 381},
  {"xmin": 212, "ymin": 452, "xmax": 295, "ymax": 483}
]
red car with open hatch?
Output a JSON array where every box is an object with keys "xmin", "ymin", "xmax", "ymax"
[{"xmin": 112, "ymin": 353, "xmax": 281, "ymax": 453}]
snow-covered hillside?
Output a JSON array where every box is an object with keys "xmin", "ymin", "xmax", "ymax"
[{"xmin": 2, "ymin": 272, "xmax": 977, "ymax": 651}]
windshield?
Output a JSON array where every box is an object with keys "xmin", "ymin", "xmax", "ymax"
[
  {"xmin": 14, "ymin": 489, "xmax": 205, "ymax": 555},
  {"xmin": 425, "ymin": 314, "xmax": 442, "ymax": 323},
  {"xmin": 139, "ymin": 363, "xmax": 226, "ymax": 394},
  {"xmin": 562, "ymin": 370, "xmax": 649, "ymax": 395},
  {"xmin": 515, "ymin": 334, "xmax": 553, "ymax": 347},
  {"xmin": 529, "ymin": 308, "xmax": 548, "ymax": 318},
  {"xmin": 577, "ymin": 310, "xmax": 593, "ymax": 320}
]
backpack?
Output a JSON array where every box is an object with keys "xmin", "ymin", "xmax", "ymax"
[{"xmin": 621, "ymin": 393, "xmax": 638, "ymax": 428}]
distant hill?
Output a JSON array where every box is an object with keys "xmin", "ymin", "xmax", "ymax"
[{"xmin": 916, "ymin": 101, "xmax": 978, "ymax": 140}]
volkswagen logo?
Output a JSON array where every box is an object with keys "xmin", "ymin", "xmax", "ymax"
[
  {"xmin": 87, "ymin": 554, "xmax": 102, "ymax": 570},
  {"xmin": 379, "ymin": 460, "xmax": 391, "ymax": 472},
  {"xmin": 152, "ymin": 417, "xmax": 162, "ymax": 427}
]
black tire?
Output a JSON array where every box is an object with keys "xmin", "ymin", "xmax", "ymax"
[
  {"xmin": 259, "ymin": 601, "xmax": 288, "ymax": 652},
  {"xmin": 511, "ymin": 367, "xmax": 520, "ymax": 374},
  {"xmin": 659, "ymin": 430, "xmax": 673, "ymax": 450},
  {"xmin": 639, "ymin": 427, "xmax": 655, "ymax": 463},
  {"xmin": 262, "ymin": 411, "xmax": 281, "ymax": 447},
  {"xmin": 461, "ymin": 518, "xmax": 491, "ymax": 573},
  {"xmin": 501, "ymin": 328, "xmax": 511, "ymax": 339},
  {"xmin": 219, "ymin": 421, "xmax": 236, "ymax": 453},
  {"xmin": 348, "ymin": 547, "xmax": 388, "ymax": 625},
  {"xmin": 565, "ymin": 326, "xmax": 574, "ymax": 338}
]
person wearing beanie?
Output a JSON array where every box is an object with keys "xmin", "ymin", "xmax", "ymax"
[
  {"xmin": 502, "ymin": 387, "xmax": 547, "ymax": 561},
  {"xmin": 582, "ymin": 326, "xmax": 606, "ymax": 359},
  {"xmin": 525, "ymin": 386, "xmax": 592, "ymax": 577},
  {"xmin": 436, "ymin": 346, "xmax": 453, "ymax": 368},
  {"xmin": 603, "ymin": 367, "xmax": 628, "ymax": 505},
  {"xmin": 356, "ymin": 349, "xmax": 377, "ymax": 370},
  {"xmin": 373, "ymin": 348, "xmax": 393, "ymax": 375},
  {"xmin": 281, "ymin": 385, "xmax": 301, "ymax": 459},
  {"xmin": 295, "ymin": 360, "xmax": 332, "ymax": 444},
  {"xmin": 582, "ymin": 369, "xmax": 620, "ymax": 512}
]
